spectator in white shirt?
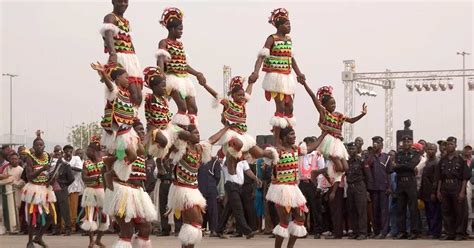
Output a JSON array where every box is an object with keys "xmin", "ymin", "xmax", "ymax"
[
  {"xmin": 63, "ymin": 145, "xmax": 84, "ymax": 233},
  {"xmin": 298, "ymin": 136, "xmax": 325, "ymax": 239},
  {"xmin": 216, "ymin": 159, "xmax": 261, "ymax": 239}
]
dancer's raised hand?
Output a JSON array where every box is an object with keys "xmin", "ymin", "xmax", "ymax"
[{"xmin": 362, "ymin": 103, "xmax": 368, "ymax": 114}]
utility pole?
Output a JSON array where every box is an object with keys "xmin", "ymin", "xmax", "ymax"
[
  {"xmin": 2, "ymin": 73, "xmax": 19, "ymax": 145},
  {"xmin": 457, "ymin": 51, "xmax": 470, "ymax": 147}
]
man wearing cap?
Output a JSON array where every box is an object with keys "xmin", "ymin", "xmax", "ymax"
[
  {"xmin": 393, "ymin": 135, "xmax": 420, "ymax": 240},
  {"xmin": 419, "ymin": 143, "xmax": 442, "ymax": 238},
  {"xmin": 346, "ymin": 142, "xmax": 369, "ymax": 240},
  {"xmin": 355, "ymin": 137, "xmax": 365, "ymax": 157},
  {"xmin": 437, "ymin": 140, "xmax": 447, "ymax": 158},
  {"xmin": 365, "ymin": 136, "xmax": 392, "ymax": 239},
  {"xmin": 436, "ymin": 137, "xmax": 471, "ymax": 240}
]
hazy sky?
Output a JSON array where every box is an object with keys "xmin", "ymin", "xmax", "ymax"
[{"xmin": 1, "ymin": 0, "xmax": 473, "ymax": 150}]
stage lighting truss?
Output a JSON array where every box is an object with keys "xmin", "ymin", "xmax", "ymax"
[
  {"xmin": 355, "ymin": 82, "xmax": 377, "ymax": 96},
  {"xmin": 469, "ymin": 77, "xmax": 474, "ymax": 91},
  {"xmin": 406, "ymin": 77, "xmax": 453, "ymax": 92}
]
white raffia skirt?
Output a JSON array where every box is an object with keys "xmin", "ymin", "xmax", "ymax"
[
  {"xmin": 21, "ymin": 183, "xmax": 56, "ymax": 205},
  {"xmin": 103, "ymin": 182, "xmax": 157, "ymax": 223},
  {"xmin": 145, "ymin": 125, "xmax": 179, "ymax": 159},
  {"xmin": 165, "ymin": 74, "xmax": 196, "ymax": 98},
  {"xmin": 117, "ymin": 53, "xmax": 142, "ymax": 79},
  {"xmin": 101, "ymin": 128, "xmax": 139, "ymax": 155},
  {"xmin": 215, "ymin": 128, "xmax": 256, "ymax": 153},
  {"xmin": 81, "ymin": 187, "xmax": 105, "ymax": 208},
  {"xmin": 317, "ymin": 134, "xmax": 349, "ymax": 160},
  {"xmin": 266, "ymin": 183, "xmax": 307, "ymax": 211},
  {"xmin": 262, "ymin": 72, "xmax": 296, "ymax": 96},
  {"xmin": 151, "ymin": 180, "xmax": 161, "ymax": 224},
  {"xmin": 80, "ymin": 187, "xmax": 109, "ymax": 231},
  {"xmin": 21, "ymin": 183, "xmax": 57, "ymax": 226},
  {"xmin": 167, "ymin": 184, "xmax": 206, "ymax": 213}
]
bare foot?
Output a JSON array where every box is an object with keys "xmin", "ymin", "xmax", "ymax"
[{"xmin": 95, "ymin": 240, "xmax": 106, "ymax": 248}]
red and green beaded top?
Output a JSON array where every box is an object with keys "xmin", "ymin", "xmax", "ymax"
[
  {"xmin": 174, "ymin": 146, "xmax": 203, "ymax": 188},
  {"xmin": 84, "ymin": 160, "xmax": 104, "ymax": 187},
  {"xmin": 319, "ymin": 110, "xmax": 345, "ymax": 139},
  {"xmin": 28, "ymin": 152, "xmax": 51, "ymax": 185},
  {"xmin": 145, "ymin": 93, "xmax": 172, "ymax": 130},
  {"xmin": 104, "ymin": 14, "xmax": 136, "ymax": 54},
  {"xmin": 101, "ymin": 87, "xmax": 135, "ymax": 131},
  {"xmin": 164, "ymin": 39, "xmax": 187, "ymax": 77},
  {"xmin": 129, "ymin": 156, "xmax": 147, "ymax": 182},
  {"xmin": 272, "ymin": 147, "xmax": 300, "ymax": 184},
  {"xmin": 263, "ymin": 35, "xmax": 292, "ymax": 75},
  {"xmin": 221, "ymin": 99, "xmax": 247, "ymax": 133}
]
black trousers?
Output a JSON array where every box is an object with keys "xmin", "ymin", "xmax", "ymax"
[
  {"xmin": 396, "ymin": 177, "xmax": 418, "ymax": 234},
  {"xmin": 441, "ymin": 191, "xmax": 467, "ymax": 236},
  {"xmin": 424, "ymin": 200, "xmax": 442, "ymax": 236},
  {"xmin": 370, "ymin": 190, "xmax": 389, "ymax": 235},
  {"xmin": 54, "ymin": 188, "xmax": 71, "ymax": 231},
  {"xmin": 202, "ymin": 192, "xmax": 219, "ymax": 232},
  {"xmin": 321, "ymin": 190, "xmax": 332, "ymax": 233},
  {"xmin": 216, "ymin": 182, "xmax": 252, "ymax": 235},
  {"xmin": 347, "ymin": 181, "xmax": 368, "ymax": 236},
  {"xmin": 241, "ymin": 182, "xmax": 257, "ymax": 232},
  {"xmin": 159, "ymin": 181, "xmax": 182, "ymax": 233},
  {"xmin": 299, "ymin": 181, "xmax": 322, "ymax": 234},
  {"xmin": 329, "ymin": 187, "xmax": 344, "ymax": 237}
]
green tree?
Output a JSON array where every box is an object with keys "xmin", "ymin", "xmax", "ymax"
[{"xmin": 67, "ymin": 122, "xmax": 101, "ymax": 149}]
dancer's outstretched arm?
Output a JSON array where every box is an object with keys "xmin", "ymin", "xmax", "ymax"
[
  {"xmin": 248, "ymin": 35, "xmax": 274, "ymax": 84},
  {"xmin": 187, "ymin": 64, "xmax": 206, "ymax": 85},
  {"xmin": 208, "ymin": 127, "xmax": 229, "ymax": 145},
  {"xmin": 306, "ymin": 132, "xmax": 327, "ymax": 153},
  {"xmin": 156, "ymin": 39, "xmax": 167, "ymax": 72},
  {"xmin": 345, "ymin": 103, "xmax": 367, "ymax": 123},
  {"xmin": 199, "ymin": 81, "xmax": 219, "ymax": 99},
  {"xmin": 245, "ymin": 81, "xmax": 255, "ymax": 96},
  {"xmin": 103, "ymin": 14, "xmax": 118, "ymax": 64},
  {"xmin": 90, "ymin": 62, "xmax": 114, "ymax": 91},
  {"xmin": 292, "ymin": 57, "xmax": 306, "ymax": 84},
  {"xmin": 300, "ymin": 81, "xmax": 325, "ymax": 115}
]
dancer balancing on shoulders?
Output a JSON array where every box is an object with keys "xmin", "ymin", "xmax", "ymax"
[
  {"xmin": 248, "ymin": 8, "xmax": 306, "ymax": 142},
  {"xmin": 91, "ymin": 62, "xmax": 140, "ymax": 179},
  {"xmin": 142, "ymin": 66, "xmax": 188, "ymax": 175},
  {"xmin": 101, "ymin": 0, "xmax": 143, "ymax": 106},
  {"xmin": 200, "ymin": 76, "xmax": 264, "ymax": 166},
  {"xmin": 156, "ymin": 7, "xmax": 207, "ymax": 127},
  {"xmin": 300, "ymin": 81, "xmax": 367, "ymax": 172}
]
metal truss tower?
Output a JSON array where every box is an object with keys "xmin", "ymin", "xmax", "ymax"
[
  {"xmin": 223, "ymin": 65, "xmax": 232, "ymax": 98},
  {"xmin": 342, "ymin": 60, "xmax": 474, "ymax": 150}
]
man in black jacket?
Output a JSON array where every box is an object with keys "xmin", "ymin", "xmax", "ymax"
[
  {"xmin": 49, "ymin": 146, "xmax": 74, "ymax": 236},
  {"xmin": 436, "ymin": 137, "xmax": 471, "ymax": 240},
  {"xmin": 393, "ymin": 136, "xmax": 420, "ymax": 240},
  {"xmin": 419, "ymin": 143, "xmax": 441, "ymax": 238},
  {"xmin": 198, "ymin": 156, "xmax": 222, "ymax": 237}
]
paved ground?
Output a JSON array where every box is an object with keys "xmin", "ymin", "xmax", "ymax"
[{"xmin": 0, "ymin": 234, "xmax": 471, "ymax": 248}]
